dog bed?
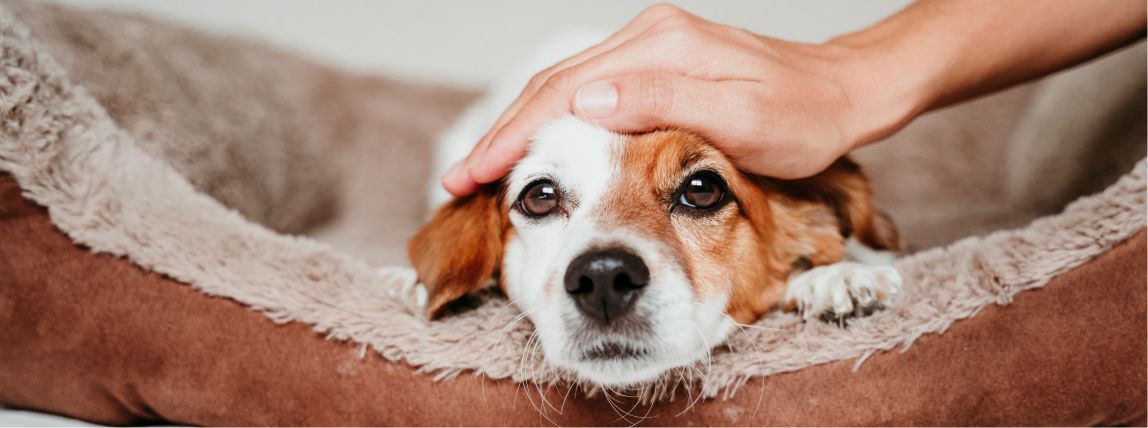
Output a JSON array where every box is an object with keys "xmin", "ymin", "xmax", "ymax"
[{"xmin": 1, "ymin": 1, "xmax": 1145, "ymax": 425}]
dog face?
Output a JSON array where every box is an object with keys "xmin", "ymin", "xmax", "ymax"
[{"xmin": 410, "ymin": 116, "xmax": 897, "ymax": 386}]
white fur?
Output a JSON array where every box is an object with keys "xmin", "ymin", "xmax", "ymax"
[
  {"xmin": 845, "ymin": 236, "xmax": 897, "ymax": 264},
  {"xmin": 504, "ymin": 115, "xmax": 618, "ymax": 212},
  {"xmin": 785, "ymin": 240, "xmax": 902, "ymax": 321},
  {"xmin": 379, "ymin": 267, "xmax": 428, "ymax": 309},
  {"xmin": 502, "ymin": 116, "xmax": 732, "ymax": 386}
]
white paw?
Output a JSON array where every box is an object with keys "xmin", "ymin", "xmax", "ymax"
[
  {"xmin": 785, "ymin": 262, "xmax": 902, "ymax": 323},
  {"xmin": 378, "ymin": 267, "xmax": 428, "ymax": 308}
]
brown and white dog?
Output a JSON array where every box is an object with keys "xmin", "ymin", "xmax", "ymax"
[
  {"xmin": 408, "ymin": 32, "xmax": 901, "ymax": 387},
  {"xmin": 411, "ymin": 115, "xmax": 901, "ymax": 386}
]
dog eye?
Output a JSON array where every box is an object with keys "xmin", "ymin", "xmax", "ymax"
[
  {"xmin": 519, "ymin": 180, "xmax": 560, "ymax": 216},
  {"xmin": 677, "ymin": 172, "xmax": 726, "ymax": 210}
]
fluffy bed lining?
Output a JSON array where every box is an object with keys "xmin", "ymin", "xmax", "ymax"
[{"xmin": 1, "ymin": 2, "xmax": 1145, "ymax": 402}]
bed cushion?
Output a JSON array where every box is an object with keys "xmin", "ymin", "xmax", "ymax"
[{"xmin": 1, "ymin": 174, "xmax": 1143, "ymax": 425}]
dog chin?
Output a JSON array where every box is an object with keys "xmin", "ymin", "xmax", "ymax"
[{"xmin": 557, "ymin": 345, "xmax": 706, "ymax": 387}]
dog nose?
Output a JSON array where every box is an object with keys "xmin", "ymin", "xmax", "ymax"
[{"xmin": 564, "ymin": 248, "xmax": 650, "ymax": 324}]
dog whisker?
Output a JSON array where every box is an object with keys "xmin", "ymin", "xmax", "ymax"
[
  {"xmin": 519, "ymin": 331, "xmax": 563, "ymax": 427},
  {"xmin": 720, "ymin": 312, "xmax": 769, "ymax": 416}
]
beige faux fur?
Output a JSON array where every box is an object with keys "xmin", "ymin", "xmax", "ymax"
[{"xmin": 1, "ymin": 1, "xmax": 1145, "ymax": 401}]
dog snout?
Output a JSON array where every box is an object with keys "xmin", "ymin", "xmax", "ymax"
[{"xmin": 563, "ymin": 248, "xmax": 650, "ymax": 324}]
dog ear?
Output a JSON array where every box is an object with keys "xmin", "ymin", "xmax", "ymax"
[
  {"xmin": 408, "ymin": 184, "xmax": 506, "ymax": 319},
  {"xmin": 769, "ymin": 157, "xmax": 901, "ymax": 252}
]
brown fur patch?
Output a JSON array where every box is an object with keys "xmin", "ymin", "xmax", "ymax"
[
  {"xmin": 408, "ymin": 184, "xmax": 508, "ymax": 319},
  {"xmin": 765, "ymin": 158, "xmax": 902, "ymax": 252}
]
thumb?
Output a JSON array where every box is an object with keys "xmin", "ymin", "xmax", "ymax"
[{"xmin": 572, "ymin": 72, "xmax": 756, "ymax": 136}]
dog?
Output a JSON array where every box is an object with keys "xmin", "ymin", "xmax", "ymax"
[
  {"xmin": 410, "ymin": 116, "xmax": 902, "ymax": 386},
  {"xmin": 409, "ymin": 33, "xmax": 902, "ymax": 387}
]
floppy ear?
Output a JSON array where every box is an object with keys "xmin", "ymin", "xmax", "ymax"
[
  {"xmin": 408, "ymin": 184, "xmax": 506, "ymax": 319},
  {"xmin": 771, "ymin": 157, "xmax": 901, "ymax": 252}
]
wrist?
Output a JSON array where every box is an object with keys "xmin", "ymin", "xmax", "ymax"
[{"xmin": 821, "ymin": 33, "xmax": 937, "ymax": 151}]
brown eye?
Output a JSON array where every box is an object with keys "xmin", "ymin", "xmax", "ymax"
[
  {"xmin": 677, "ymin": 172, "xmax": 725, "ymax": 210},
  {"xmin": 519, "ymin": 180, "xmax": 560, "ymax": 216}
]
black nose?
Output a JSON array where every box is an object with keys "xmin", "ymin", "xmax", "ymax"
[{"xmin": 564, "ymin": 248, "xmax": 650, "ymax": 324}]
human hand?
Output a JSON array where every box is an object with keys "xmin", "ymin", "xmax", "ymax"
[{"xmin": 441, "ymin": 4, "xmax": 909, "ymax": 196}]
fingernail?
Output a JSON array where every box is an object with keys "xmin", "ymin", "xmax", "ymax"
[{"xmin": 575, "ymin": 81, "xmax": 617, "ymax": 118}]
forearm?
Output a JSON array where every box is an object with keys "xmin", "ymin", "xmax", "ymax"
[{"xmin": 830, "ymin": 0, "xmax": 1146, "ymax": 147}]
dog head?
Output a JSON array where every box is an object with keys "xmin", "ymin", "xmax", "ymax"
[{"xmin": 409, "ymin": 116, "xmax": 896, "ymax": 386}]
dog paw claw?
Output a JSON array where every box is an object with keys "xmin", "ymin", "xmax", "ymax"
[{"xmin": 786, "ymin": 262, "xmax": 902, "ymax": 325}]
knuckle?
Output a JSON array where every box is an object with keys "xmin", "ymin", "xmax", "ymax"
[
  {"xmin": 651, "ymin": 16, "xmax": 704, "ymax": 46},
  {"xmin": 638, "ymin": 73, "xmax": 675, "ymax": 119},
  {"xmin": 654, "ymin": 14, "xmax": 695, "ymax": 33},
  {"xmin": 725, "ymin": 26, "xmax": 760, "ymax": 46},
  {"xmin": 540, "ymin": 69, "xmax": 575, "ymax": 95},
  {"xmin": 525, "ymin": 70, "xmax": 551, "ymax": 92},
  {"xmin": 640, "ymin": 3, "xmax": 686, "ymax": 20}
]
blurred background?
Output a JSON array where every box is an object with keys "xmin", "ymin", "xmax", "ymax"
[{"xmin": 46, "ymin": 0, "xmax": 911, "ymax": 88}]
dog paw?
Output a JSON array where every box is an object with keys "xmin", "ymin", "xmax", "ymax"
[
  {"xmin": 377, "ymin": 267, "xmax": 428, "ymax": 308},
  {"xmin": 785, "ymin": 262, "xmax": 902, "ymax": 324}
]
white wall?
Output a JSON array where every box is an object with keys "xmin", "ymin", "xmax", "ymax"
[{"xmin": 46, "ymin": 0, "xmax": 911, "ymax": 88}]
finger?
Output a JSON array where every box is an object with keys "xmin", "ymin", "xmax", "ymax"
[
  {"xmin": 465, "ymin": 97, "xmax": 573, "ymax": 185},
  {"xmin": 442, "ymin": 28, "xmax": 648, "ymax": 197},
  {"xmin": 441, "ymin": 159, "xmax": 481, "ymax": 196},
  {"xmin": 578, "ymin": 72, "xmax": 843, "ymax": 179},
  {"xmin": 575, "ymin": 72, "xmax": 759, "ymax": 136},
  {"xmin": 466, "ymin": 7, "xmax": 685, "ymax": 148},
  {"xmin": 495, "ymin": 2, "xmax": 700, "ymax": 125},
  {"xmin": 470, "ymin": 73, "xmax": 758, "ymax": 187},
  {"xmin": 444, "ymin": 6, "xmax": 707, "ymax": 195},
  {"xmin": 465, "ymin": 35, "xmax": 713, "ymax": 185},
  {"xmin": 459, "ymin": 5, "xmax": 682, "ymax": 164}
]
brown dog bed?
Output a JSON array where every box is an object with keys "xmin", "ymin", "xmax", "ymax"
[{"xmin": 1, "ymin": 1, "xmax": 1145, "ymax": 425}]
